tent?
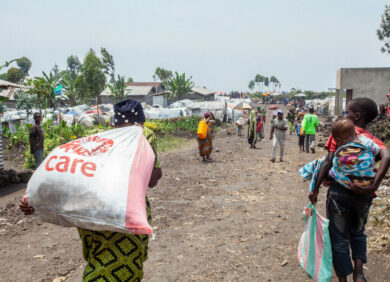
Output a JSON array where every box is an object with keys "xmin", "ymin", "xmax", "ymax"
[
  {"xmin": 295, "ymin": 93, "xmax": 306, "ymax": 97},
  {"xmin": 234, "ymin": 102, "xmax": 252, "ymax": 110}
]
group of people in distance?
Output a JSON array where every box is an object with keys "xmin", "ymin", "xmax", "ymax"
[{"xmin": 19, "ymin": 97, "xmax": 390, "ymax": 282}]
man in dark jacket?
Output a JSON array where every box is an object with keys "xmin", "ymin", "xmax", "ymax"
[{"xmin": 30, "ymin": 112, "xmax": 44, "ymax": 168}]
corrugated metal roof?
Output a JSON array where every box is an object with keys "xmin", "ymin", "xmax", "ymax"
[
  {"xmin": 0, "ymin": 79, "xmax": 22, "ymax": 89},
  {"xmin": 126, "ymin": 86, "xmax": 154, "ymax": 96},
  {"xmin": 0, "ymin": 87, "xmax": 18, "ymax": 101},
  {"xmin": 191, "ymin": 87, "xmax": 215, "ymax": 96},
  {"xmin": 100, "ymin": 86, "xmax": 154, "ymax": 97},
  {"xmin": 127, "ymin": 82, "xmax": 161, "ymax": 88}
]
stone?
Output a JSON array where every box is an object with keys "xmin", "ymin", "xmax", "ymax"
[{"xmin": 17, "ymin": 170, "xmax": 33, "ymax": 183}]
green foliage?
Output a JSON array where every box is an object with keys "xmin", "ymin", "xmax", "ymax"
[
  {"xmin": 66, "ymin": 55, "xmax": 81, "ymax": 74},
  {"xmin": 0, "ymin": 102, "xmax": 5, "ymax": 114},
  {"xmin": 25, "ymin": 77, "xmax": 50, "ymax": 114},
  {"xmin": 78, "ymin": 49, "xmax": 106, "ymax": 101},
  {"xmin": 254, "ymin": 74, "xmax": 265, "ymax": 91},
  {"xmin": 0, "ymin": 58, "xmax": 19, "ymax": 72},
  {"xmin": 270, "ymin": 76, "xmax": 280, "ymax": 91},
  {"xmin": 127, "ymin": 77, "xmax": 134, "ymax": 83},
  {"xmin": 6, "ymin": 116, "xmax": 198, "ymax": 169},
  {"xmin": 108, "ymin": 75, "xmax": 127, "ymax": 103},
  {"xmin": 153, "ymin": 67, "xmax": 173, "ymax": 87},
  {"xmin": 100, "ymin": 47, "xmax": 115, "ymax": 81},
  {"xmin": 6, "ymin": 67, "xmax": 25, "ymax": 83},
  {"xmin": 264, "ymin": 76, "xmax": 269, "ymax": 88},
  {"xmin": 248, "ymin": 80, "xmax": 255, "ymax": 91},
  {"xmin": 377, "ymin": 4, "xmax": 390, "ymax": 54},
  {"xmin": 16, "ymin": 56, "xmax": 32, "ymax": 75},
  {"xmin": 15, "ymin": 92, "xmax": 38, "ymax": 119},
  {"xmin": 144, "ymin": 116, "xmax": 200, "ymax": 135},
  {"xmin": 166, "ymin": 72, "xmax": 194, "ymax": 100},
  {"xmin": 61, "ymin": 72, "xmax": 79, "ymax": 106},
  {"xmin": 42, "ymin": 70, "xmax": 61, "ymax": 109}
]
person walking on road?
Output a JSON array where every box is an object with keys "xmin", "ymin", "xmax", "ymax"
[
  {"xmin": 270, "ymin": 110, "xmax": 288, "ymax": 162},
  {"xmin": 286, "ymin": 107, "xmax": 296, "ymax": 135},
  {"xmin": 197, "ymin": 112, "xmax": 215, "ymax": 161},
  {"xmin": 247, "ymin": 110, "xmax": 257, "ymax": 149},
  {"xmin": 302, "ymin": 106, "xmax": 319, "ymax": 153},
  {"xmin": 29, "ymin": 112, "xmax": 44, "ymax": 168}
]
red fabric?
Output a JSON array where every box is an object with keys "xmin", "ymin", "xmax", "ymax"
[
  {"xmin": 256, "ymin": 121, "xmax": 263, "ymax": 133},
  {"xmin": 325, "ymin": 126, "xmax": 386, "ymax": 152}
]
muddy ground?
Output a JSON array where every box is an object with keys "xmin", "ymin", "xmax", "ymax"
[{"xmin": 1, "ymin": 109, "xmax": 389, "ymax": 281}]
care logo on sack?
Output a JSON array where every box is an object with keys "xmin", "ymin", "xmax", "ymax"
[
  {"xmin": 59, "ymin": 136, "xmax": 114, "ymax": 156},
  {"xmin": 44, "ymin": 135, "xmax": 114, "ymax": 178}
]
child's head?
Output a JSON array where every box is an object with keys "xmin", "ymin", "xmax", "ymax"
[
  {"xmin": 331, "ymin": 118, "xmax": 357, "ymax": 147},
  {"xmin": 346, "ymin": 98, "xmax": 378, "ymax": 126}
]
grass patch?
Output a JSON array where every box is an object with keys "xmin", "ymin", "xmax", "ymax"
[{"xmin": 156, "ymin": 135, "xmax": 194, "ymax": 153}]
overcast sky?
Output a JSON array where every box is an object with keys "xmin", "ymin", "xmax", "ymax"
[{"xmin": 1, "ymin": 0, "xmax": 389, "ymax": 92}]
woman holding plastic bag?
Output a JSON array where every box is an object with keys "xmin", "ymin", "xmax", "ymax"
[
  {"xmin": 20, "ymin": 99, "xmax": 162, "ymax": 281},
  {"xmin": 309, "ymin": 98, "xmax": 390, "ymax": 282}
]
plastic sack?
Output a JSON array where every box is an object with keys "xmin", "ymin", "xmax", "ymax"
[
  {"xmin": 297, "ymin": 204, "xmax": 332, "ymax": 282},
  {"xmin": 26, "ymin": 126, "xmax": 155, "ymax": 235},
  {"xmin": 197, "ymin": 120, "xmax": 208, "ymax": 139}
]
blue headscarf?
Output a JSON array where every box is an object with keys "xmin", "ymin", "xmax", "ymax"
[{"xmin": 114, "ymin": 99, "xmax": 145, "ymax": 126}]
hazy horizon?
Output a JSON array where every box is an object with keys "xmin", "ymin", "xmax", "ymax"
[{"xmin": 1, "ymin": 0, "xmax": 389, "ymax": 92}]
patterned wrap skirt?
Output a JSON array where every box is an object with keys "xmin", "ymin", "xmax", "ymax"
[
  {"xmin": 78, "ymin": 198, "xmax": 152, "ymax": 281},
  {"xmin": 197, "ymin": 133, "xmax": 213, "ymax": 157}
]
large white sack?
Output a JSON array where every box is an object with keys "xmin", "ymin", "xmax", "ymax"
[{"xmin": 26, "ymin": 126, "xmax": 155, "ymax": 235}]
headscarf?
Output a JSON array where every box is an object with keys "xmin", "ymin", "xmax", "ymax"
[{"xmin": 114, "ymin": 99, "xmax": 145, "ymax": 126}]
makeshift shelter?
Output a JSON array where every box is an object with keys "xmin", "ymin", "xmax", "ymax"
[
  {"xmin": 234, "ymin": 102, "xmax": 252, "ymax": 110},
  {"xmin": 187, "ymin": 101, "xmax": 226, "ymax": 120},
  {"xmin": 187, "ymin": 87, "xmax": 215, "ymax": 101},
  {"xmin": 0, "ymin": 79, "xmax": 22, "ymax": 108},
  {"xmin": 152, "ymin": 91, "xmax": 170, "ymax": 108}
]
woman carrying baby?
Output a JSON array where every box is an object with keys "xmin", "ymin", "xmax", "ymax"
[{"xmin": 310, "ymin": 98, "xmax": 390, "ymax": 282}]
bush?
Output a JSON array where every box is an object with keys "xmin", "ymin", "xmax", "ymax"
[{"xmin": 5, "ymin": 116, "xmax": 199, "ymax": 169}]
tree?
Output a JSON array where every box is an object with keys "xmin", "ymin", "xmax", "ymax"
[
  {"xmin": 51, "ymin": 64, "xmax": 60, "ymax": 78},
  {"xmin": 166, "ymin": 72, "xmax": 194, "ymax": 100},
  {"xmin": 264, "ymin": 77, "xmax": 269, "ymax": 90},
  {"xmin": 6, "ymin": 67, "xmax": 25, "ymax": 83},
  {"xmin": 0, "ymin": 102, "xmax": 5, "ymax": 114},
  {"xmin": 15, "ymin": 92, "xmax": 38, "ymax": 120},
  {"xmin": 62, "ymin": 72, "xmax": 79, "ymax": 106},
  {"xmin": 66, "ymin": 55, "xmax": 81, "ymax": 75},
  {"xmin": 108, "ymin": 75, "xmax": 128, "ymax": 103},
  {"xmin": 0, "ymin": 58, "xmax": 19, "ymax": 72},
  {"xmin": 248, "ymin": 80, "xmax": 255, "ymax": 91},
  {"xmin": 254, "ymin": 74, "xmax": 265, "ymax": 92},
  {"xmin": 100, "ymin": 47, "xmax": 115, "ymax": 81},
  {"xmin": 270, "ymin": 76, "xmax": 280, "ymax": 91},
  {"xmin": 377, "ymin": 5, "xmax": 390, "ymax": 54},
  {"xmin": 16, "ymin": 57, "xmax": 32, "ymax": 75},
  {"xmin": 153, "ymin": 67, "xmax": 173, "ymax": 87},
  {"xmin": 25, "ymin": 78, "xmax": 50, "ymax": 114},
  {"xmin": 127, "ymin": 77, "xmax": 134, "ymax": 83},
  {"xmin": 78, "ymin": 49, "xmax": 106, "ymax": 102},
  {"xmin": 42, "ymin": 71, "xmax": 61, "ymax": 109}
]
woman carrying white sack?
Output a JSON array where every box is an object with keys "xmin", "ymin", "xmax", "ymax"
[{"xmin": 20, "ymin": 99, "xmax": 162, "ymax": 281}]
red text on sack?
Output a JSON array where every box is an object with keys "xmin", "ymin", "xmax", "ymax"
[{"xmin": 45, "ymin": 155, "xmax": 96, "ymax": 177}]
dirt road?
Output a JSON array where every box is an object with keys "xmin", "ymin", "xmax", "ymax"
[{"xmin": 1, "ymin": 112, "xmax": 389, "ymax": 281}]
